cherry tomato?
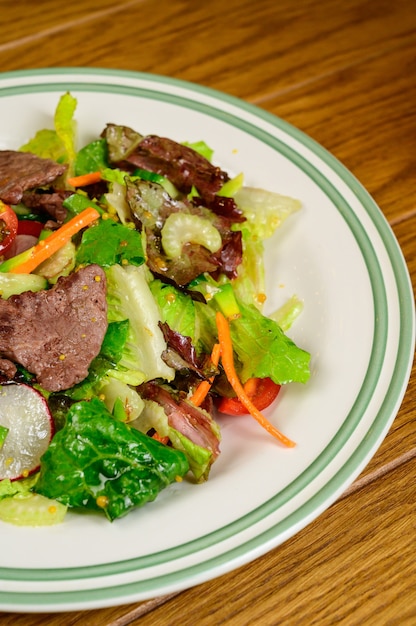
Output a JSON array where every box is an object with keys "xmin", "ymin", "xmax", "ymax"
[
  {"xmin": 0, "ymin": 203, "xmax": 18, "ymax": 255},
  {"xmin": 17, "ymin": 220, "xmax": 43, "ymax": 238},
  {"xmin": 216, "ymin": 377, "xmax": 281, "ymax": 415}
]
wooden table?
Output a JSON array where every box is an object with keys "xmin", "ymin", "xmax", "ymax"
[{"xmin": 1, "ymin": 0, "xmax": 415, "ymax": 623}]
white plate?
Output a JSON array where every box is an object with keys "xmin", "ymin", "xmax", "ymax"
[{"xmin": 0, "ymin": 68, "xmax": 414, "ymax": 613}]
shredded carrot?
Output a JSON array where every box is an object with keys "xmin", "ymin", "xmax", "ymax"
[
  {"xmin": 67, "ymin": 171, "xmax": 102, "ymax": 187},
  {"xmin": 9, "ymin": 207, "xmax": 100, "ymax": 274},
  {"xmin": 243, "ymin": 377, "xmax": 259, "ymax": 397},
  {"xmin": 152, "ymin": 432, "xmax": 170, "ymax": 445},
  {"xmin": 190, "ymin": 343, "xmax": 221, "ymax": 407},
  {"xmin": 215, "ymin": 311, "xmax": 296, "ymax": 447}
]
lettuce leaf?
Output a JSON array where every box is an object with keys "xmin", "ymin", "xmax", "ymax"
[
  {"xmin": 74, "ymin": 138, "xmax": 109, "ymax": 175},
  {"xmin": 19, "ymin": 128, "xmax": 67, "ymax": 162},
  {"xmin": 230, "ymin": 187, "xmax": 302, "ymax": 308},
  {"xmin": 228, "ymin": 301, "xmax": 310, "ymax": 384},
  {"xmin": 181, "ymin": 140, "xmax": 213, "ymax": 161},
  {"xmin": 193, "ymin": 294, "xmax": 310, "ymax": 385},
  {"xmin": 270, "ymin": 295, "xmax": 304, "ymax": 332},
  {"xmin": 0, "ymin": 474, "xmax": 38, "ymax": 501},
  {"xmin": 234, "ymin": 186, "xmax": 301, "ymax": 240},
  {"xmin": 150, "ymin": 279, "xmax": 197, "ymax": 343},
  {"xmin": 76, "ymin": 218, "xmax": 144, "ymax": 268},
  {"xmin": 232, "ymin": 226, "xmax": 266, "ymax": 309},
  {"xmin": 35, "ymin": 398, "xmax": 189, "ymax": 521},
  {"xmin": 20, "ymin": 92, "xmax": 77, "ymax": 171},
  {"xmin": 97, "ymin": 376, "xmax": 144, "ymax": 422},
  {"xmin": 53, "ymin": 92, "xmax": 77, "ymax": 169},
  {"xmin": 60, "ymin": 320, "xmax": 131, "ymax": 401},
  {"xmin": 105, "ymin": 264, "xmax": 175, "ymax": 383}
]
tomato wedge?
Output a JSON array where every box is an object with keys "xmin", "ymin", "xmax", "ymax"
[
  {"xmin": 17, "ymin": 219, "xmax": 43, "ymax": 238},
  {"xmin": 216, "ymin": 377, "xmax": 281, "ymax": 415},
  {"xmin": 0, "ymin": 203, "xmax": 18, "ymax": 255}
]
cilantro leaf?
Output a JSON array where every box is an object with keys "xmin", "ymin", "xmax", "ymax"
[{"xmin": 76, "ymin": 218, "xmax": 144, "ymax": 267}]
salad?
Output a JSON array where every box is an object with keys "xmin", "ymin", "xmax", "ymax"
[{"xmin": 0, "ymin": 93, "xmax": 310, "ymax": 525}]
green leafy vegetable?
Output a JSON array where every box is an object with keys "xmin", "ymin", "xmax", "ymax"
[
  {"xmin": 74, "ymin": 138, "xmax": 109, "ymax": 175},
  {"xmin": 218, "ymin": 172, "xmax": 244, "ymax": 197},
  {"xmin": 234, "ymin": 186, "xmax": 301, "ymax": 240},
  {"xmin": 19, "ymin": 128, "xmax": 67, "ymax": 162},
  {"xmin": 76, "ymin": 218, "xmax": 144, "ymax": 268},
  {"xmin": 105, "ymin": 264, "xmax": 175, "ymax": 383},
  {"xmin": 35, "ymin": 398, "xmax": 189, "ymax": 521},
  {"xmin": 0, "ymin": 273, "xmax": 47, "ymax": 299},
  {"xmin": 19, "ymin": 93, "xmax": 77, "ymax": 171},
  {"xmin": 99, "ymin": 376, "xmax": 144, "ymax": 422},
  {"xmin": 54, "ymin": 92, "xmax": 77, "ymax": 168},
  {"xmin": 0, "ymin": 492, "xmax": 67, "ymax": 527},
  {"xmin": 0, "ymin": 474, "xmax": 39, "ymax": 500},
  {"xmin": 228, "ymin": 301, "xmax": 310, "ymax": 384},
  {"xmin": 232, "ymin": 226, "xmax": 267, "ymax": 309},
  {"xmin": 150, "ymin": 279, "xmax": 197, "ymax": 342},
  {"xmin": 194, "ymin": 295, "xmax": 310, "ymax": 385},
  {"xmin": 270, "ymin": 295, "xmax": 304, "ymax": 332},
  {"xmin": 181, "ymin": 140, "xmax": 213, "ymax": 161},
  {"xmin": 57, "ymin": 321, "xmax": 126, "ymax": 402}
]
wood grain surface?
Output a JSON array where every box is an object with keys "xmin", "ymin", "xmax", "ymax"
[{"xmin": 0, "ymin": 0, "xmax": 414, "ymax": 623}]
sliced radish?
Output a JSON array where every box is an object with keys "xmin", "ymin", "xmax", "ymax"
[{"xmin": 0, "ymin": 384, "xmax": 54, "ymax": 480}]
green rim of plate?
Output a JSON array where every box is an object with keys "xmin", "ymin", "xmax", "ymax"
[{"xmin": 0, "ymin": 68, "xmax": 414, "ymax": 608}]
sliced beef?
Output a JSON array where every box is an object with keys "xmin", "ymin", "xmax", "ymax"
[
  {"xmin": 102, "ymin": 125, "xmax": 229, "ymax": 201},
  {"xmin": 22, "ymin": 189, "xmax": 72, "ymax": 224},
  {"xmin": 128, "ymin": 135, "xmax": 229, "ymax": 200},
  {"xmin": 0, "ymin": 150, "xmax": 67, "ymax": 205},
  {"xmin": 0, "ymin": 357, "xmax": 17, "ymax": 379},
  {"xmin": 0, "ymin": 265, "xmax": 107, "ymax": 392},
  {"xmin": 139, "ymin": 381, "xmax": 221, "ymax": 466}
]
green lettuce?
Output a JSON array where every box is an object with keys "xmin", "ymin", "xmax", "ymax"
[
  {"xmin": 19, "ymin": 128, "xmax": 66, "ymax": 162},
  {"xmin": 234, "ymin": 186, "xmax": 301, "ymax": 240},
  {"xmin": 0, "ymin": 474, "xmax": 38, "ymax": 501},
  {"xmin": 231, "ymin": 187, "xmax": 302, "ymax": 308},
  {"xmin": 98, "ymin": 376, "xmax": 144, "ymax": 422},
  {"xmin": 104, "ymin": 181, "xmax": 132, "ymax": 224},
  {"xmin": 60, "ymin": 320, "xmax": 130, "ymax": 401},
  {"xmin": 53, "ymin": 92, "xmax": 77, "ymax": 168},
  {"xmin": 150, "ymin": 279, "xmax": 197, "ymax": 343},
  {"xmin": 0, "ymin": 425, "xmax": 8, "ymax": 449},
  {"xmin": 76, "ymin": 218, "xmax": 144, "ymax": 268},
  {"xmin": 105, "ymin": 264, "xmax": 175, "ymax": 383},
  {"xmin": 194, "ymin": 293, "xmax": 310, "ymax": 385},
  {"xmin": 270, "ymin": 295, "xmax": 304, "ymax": 332},
  {"xmin": 181, "ymin": 140, "xmax": 213, "ymax": 161},
  {"xmin": 35, "ymin": 398, "xmax": 189, "ymax": 521},
  {"xmin": 74, "ymin": 138, "xmax": 109, "ymax": 175},
  {"xmin": 20, "ymin": 92, "xmax": 77, "ymax": 171},
  {"xmin": 228, "ymin": 300, "xmax": 310, "ymax": 384},
  {"xmin": 232, "ymin": 226, "xmax": 267, "ymax": 309}
]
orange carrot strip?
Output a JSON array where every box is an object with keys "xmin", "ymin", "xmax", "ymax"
[
  {"xmin": 67, "ymin": 171, "xmax": 102, "ymax": 187},
  {"xmin": 243, "ymin": 377, "xmax": 259, "ymax": 398},
  {"xmin": 215, "ymin": 311, "xmax": 296, "ymax": 447},
  {"xmin": 10, "ymin": 207, "xmax": 100, "ymax": 274},
  {"xmin": 190, "ymin": 343, "xmax": 221, "ymax": 407},
  {"xmin": 152, "ymin": 432, "xmax": 170, "ymax": 445}
]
